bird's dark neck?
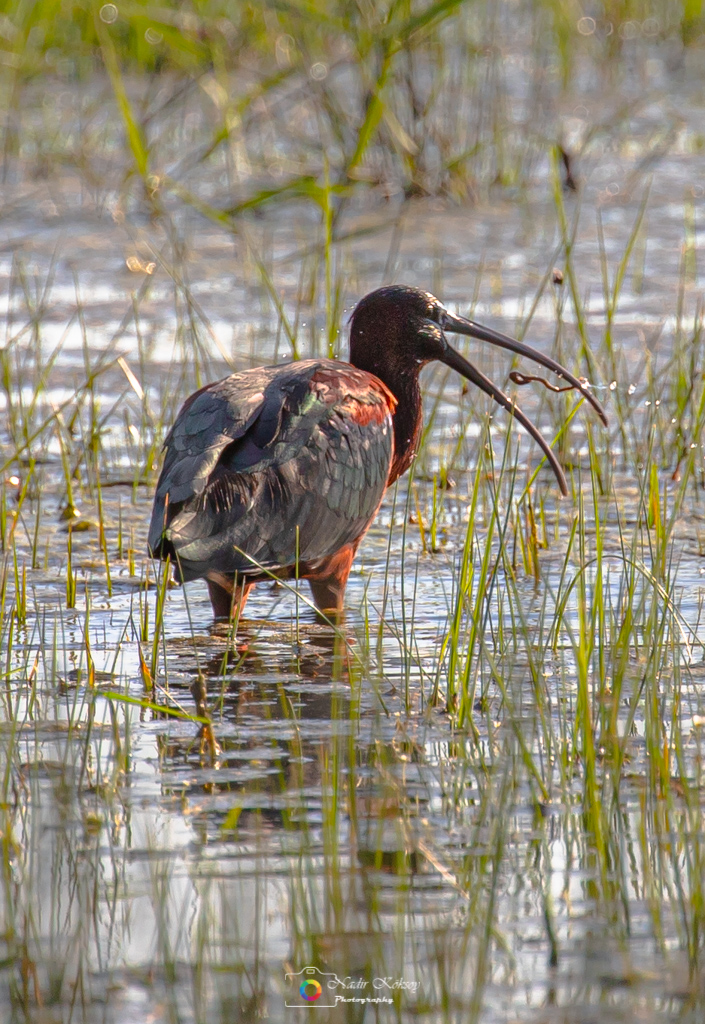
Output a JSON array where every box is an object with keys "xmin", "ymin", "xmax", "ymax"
[
  {"xmin": 351, "ymin": 354, "xmax": 423, "ymax": 484},
  {"xmin": 386, "ymin": 368, "xmax": 423, "ymax": 484}
]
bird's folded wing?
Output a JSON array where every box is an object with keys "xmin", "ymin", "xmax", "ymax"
[{"xmin": 148, "ymin": 361, "xmax": 395, "ymax": 579}]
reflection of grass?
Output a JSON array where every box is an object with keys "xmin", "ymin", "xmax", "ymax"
[{"xmin": 3, "ymin": 2, "xmax": 705, "ymax": 1021}]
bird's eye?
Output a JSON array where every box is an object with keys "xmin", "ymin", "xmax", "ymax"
[{"xmin": 429, "ymin": 305, "xmax": 447, "ymax": 328}]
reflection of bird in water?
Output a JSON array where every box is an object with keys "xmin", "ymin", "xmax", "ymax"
[
  {"xmin": 149, "ymin": 285, "xmax": 606, "ymax": 620},
  {"xmin": 201, "ymin": 624, "xmax": 352, "ymax": 720},
  {"xmin": 165, "ymin": 627, "xmax": 438, "ymax": 890},
  {"xmin": 164, "ymin": 627, "xmax": 353, "ymax": 812}
]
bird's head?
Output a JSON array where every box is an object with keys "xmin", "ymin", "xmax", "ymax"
[
  {"xmin": 350, "ymin": 285, "xmax": 451, "ymax": 369},
  {"xmin": 349, "ymin": 285, "xmax": 608, "ymax": 496}
]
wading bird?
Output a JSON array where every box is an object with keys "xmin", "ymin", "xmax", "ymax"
[{"xmin": 149, "ymin": 286, "xmax": 606, "ymax": 619}]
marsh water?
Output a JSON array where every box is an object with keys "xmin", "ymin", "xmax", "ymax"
[{"xmin": 4, "ymin": 45, "xmax": 705, "ymax": 1024}]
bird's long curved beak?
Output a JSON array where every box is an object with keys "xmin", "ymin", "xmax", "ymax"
[{"xmin": 440, "ymin": 311, "xmax": 608, "ymax": 497}]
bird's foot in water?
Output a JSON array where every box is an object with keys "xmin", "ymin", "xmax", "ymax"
[{"xmin": 207, "ymin": 574, "xmax": 254, "ymax": 621}]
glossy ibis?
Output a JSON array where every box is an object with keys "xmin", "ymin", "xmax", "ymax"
[{"xmin": 148, "ymin": 285, "xmax": 607, "ymax": 619}]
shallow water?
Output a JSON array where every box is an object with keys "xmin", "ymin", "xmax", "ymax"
[{"xmin": 3, "ymin": 43, "xmax": 705, "ymax": 1024}]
